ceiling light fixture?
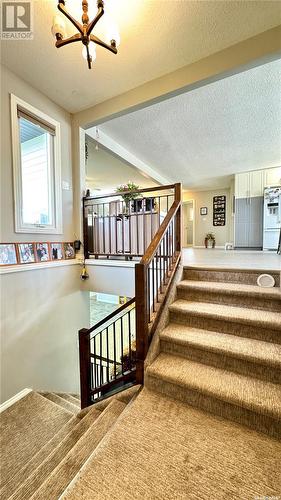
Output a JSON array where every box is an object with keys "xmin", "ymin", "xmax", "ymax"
[{"xmin": 51, "ymin": 0, "xmax": 120, "ymax": 69}]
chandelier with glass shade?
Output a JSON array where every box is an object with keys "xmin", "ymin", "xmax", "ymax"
[{"xmin": 51, "ymin": 0, "xmax": 120, "ymax": 69}]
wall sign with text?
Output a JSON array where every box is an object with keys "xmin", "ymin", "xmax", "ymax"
[{"xmin": 213, "ymin": 196, "xmax": 226, "ymax": 226}]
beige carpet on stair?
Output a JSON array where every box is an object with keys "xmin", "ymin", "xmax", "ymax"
[
  {"xmin": 0, "ymin": 392, "xmax": 72, "ymax": 489},
  {"xmin": 10, "ymin": 404, "xmax": 102, "ymax": 500},
  {"xmin": 33, "ymin": 399, "xmax": 126, "ymax": 500},
  {"xmin": 63, "ymin": 388, "xmax": 281, "ymax": 500}
]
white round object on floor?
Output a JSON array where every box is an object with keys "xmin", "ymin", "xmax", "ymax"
[{"xmin": 257, "ymin": 274, "xmax": 275, "ymax": 288}]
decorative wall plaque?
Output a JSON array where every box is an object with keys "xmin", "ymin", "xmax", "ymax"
[{"xmin": 213, "ymin": 195, "xmax": 226, "ymax": 226}]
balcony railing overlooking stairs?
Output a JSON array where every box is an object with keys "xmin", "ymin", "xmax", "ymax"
[
  {"xmin": 83, "ymin": 184, "xmax": 178, "ymax": 260},
  {"xmin": 79, "ymin": 183, "xmax": 181, "ymax": 408}
]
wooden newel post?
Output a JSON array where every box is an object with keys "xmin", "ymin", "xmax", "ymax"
[
  {"xmin": 135, "ymin": 263, "xmax": 149, "ymax": 384},
  {"xmin": 82, "ymin": 198, "xmax": 90, "ymax": 260},
  {"xmin": 175, "ymin": 183, "xmax": 182, "ymax": 252},
  {"xmin": 78, "ymin": 328, "xmax": 91, "ymax": 409}
]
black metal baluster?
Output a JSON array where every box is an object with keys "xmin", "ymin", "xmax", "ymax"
[
  {"xmin": 156, "ymin": 250, "xmax": 159, "ymax": 303},
  {"xmin": 129, "ymin": 199, "xmax": 132, "ymax": 256},
  {"xmin": 102, "ymin": 203, "xmax": 105, "ymax": 254},
  {"xmin": 128, "ymin": 309, "xmax": 132, "ymax": 368},
  {"xmin": 122, "ymin": 206, "xmax": 125, "ymax": 255},
  {"xmin": 106, "ymin": 327, "xmax": 109, "ymax": 383},
  {"xmin": 142, "ymin": 197, "xmax": 146, "ymax": 254},
  {"xmin": 113, "ymin": 322, "xmax": 116, "ymax": 379},
  {"xmin": 93, "ymin": 336, "xmax": 96, "ymax": 389},
  {"xmin": 115, "ymin": 213, "xmax": 118, "ymax": 254},
  {"xmin": 136, "ymin": 211, "xmax": 139, "ymax": 255},
  {"xmin": 152, "ymin": 256, "xmax": 155, "ymax": 312},
  {"xmin": 100, "ymin": 331, "xmax": 103, "ymax": 385},
  {"xmin": 121, "ymin": 315, "xmax": 124, "ymax": 374}
]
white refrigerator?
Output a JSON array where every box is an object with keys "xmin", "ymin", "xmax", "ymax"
[{"xmin": 263, "ymin": 186, "xmax": 281, "ymax": 250}]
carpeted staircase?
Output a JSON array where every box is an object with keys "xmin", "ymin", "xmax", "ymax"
[
  {"xmin": 0, "ymin": 387, "xmax": 139, "ymax": 499},
  {"xmin": 145, "ymin": 266, "xmax": 281, "ymax": 439},
  {"xmin": 1, "ymin": 266, "xmax": 281, "ymax": 499}
]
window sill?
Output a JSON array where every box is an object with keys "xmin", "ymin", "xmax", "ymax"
[{"xmin": 0, "ymin": 259, "xmax": 80, "ymax": 275}]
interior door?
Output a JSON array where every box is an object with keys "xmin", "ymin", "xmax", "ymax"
[{"xmin": 183, "ymin": 201, "xmax": 194, "ymax": 247}]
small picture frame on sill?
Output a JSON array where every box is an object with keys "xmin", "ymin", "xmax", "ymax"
[
  {"xmin": 36, "ymin": 243, "xmax": 50, "ymax": 262},
  {"xmin": 64, "ymin": 242, "xmax": 75, "ymax": 259},
  {"xmin": 50, "ymin": 243, "xmax": 64, "ymax": 260},
  {"xmin": 200, "ymin": 207, "xmax": 208, "ymax": 216},
  {"xmin": 0, "ymin": 243, "xmax": 18, "ymax": 266},
  {"xmin": 18, "ymin": 243, "xmax": 35, "ymax": 264}
]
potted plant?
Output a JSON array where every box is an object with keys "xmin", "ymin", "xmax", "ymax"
[
  {"xmin": 205, "ymin": 233, "xmax": 216, "ymax": 248},
  {"xmin": 115, "ymin": 182, "xmax": 142, "ymax": 215}
]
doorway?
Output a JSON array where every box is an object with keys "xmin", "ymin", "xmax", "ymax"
[{"xmin": 183, "ymin": 200, "xmax": 194, "ymax": 247}]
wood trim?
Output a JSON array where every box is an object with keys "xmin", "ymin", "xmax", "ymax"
[
  {"xmin": 84, "ymin": 184, "xmax": 176, "ymax": 201},
  {"xmin": 79, "ymin": 328, "xmax": 92, "ymax": 409}
]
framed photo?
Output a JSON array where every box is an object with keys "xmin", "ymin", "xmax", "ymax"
[
  {"xmin": 50, "ymin": 242, "xmax": 64, "ymax": 260},
  {"xmin": 200, "ymin": 207, "xmax": 208, "ymax": 216},
  {"xmin": 64, "ymin": 242, "xmax": 75, "ymax": 259},
  {"xmin": 18, "ymin": 243, "xmax": 35, "ymax": 264},
  {"xmin": 0, "ymin": 244, "xmax": 17, "ymax": 266},
  {"xmin": 36, "ymin": 242, "xmax": 50, "ymax": 262}
]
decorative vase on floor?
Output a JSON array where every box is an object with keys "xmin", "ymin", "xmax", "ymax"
[{"xmin": 205, "ymin": 233, "xmax": 215, "ymax": 248}]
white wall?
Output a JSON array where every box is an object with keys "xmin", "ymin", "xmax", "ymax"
[
  {"xmin": 82, "ymin": 262, "xmax": 135, "ymax": 298},
  {"xmin": 1, "ymin": 65, "xmax": 74, "ymax": 242},
  {"xmin": 0, "ymin": 266, "xmax": 89, "ymax": 402},
  {"xmin": 0, "ymin": 66, "xmax": 90, "ymax": 402}
]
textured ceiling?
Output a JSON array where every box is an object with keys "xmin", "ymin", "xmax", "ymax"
[
  {"xmin": 1, "ymin": 1, "xmax": 281, "ymax": 113},
  {"xmin": 99, "ymin": 60, "xmax": 281, "ymax": 190}
]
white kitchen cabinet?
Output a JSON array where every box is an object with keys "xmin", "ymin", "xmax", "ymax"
[
  {"xmin": 249, "ymin": 170, "xmax": 264, "ymax": 197},
  {"xmin": 264, "ymin": 167, "xmax": 281, "ymax": 187},
  {"xmin": 235, "ymin": 170, "xmax": 264, "ymax": 198},
  {"xmin": 235, "ymin": 173, "xmax": 249, "ymax": 199}
]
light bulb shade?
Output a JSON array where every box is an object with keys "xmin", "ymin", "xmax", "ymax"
[
  {"xmin": 103, "ymin": 14, "xmax": 120, "ymax": 47},
  {"xmin": 51, "ymin": 15, "xmax": 66, "ymax": 38},
  {"xmin": 82, "ymin": 42, "xmax": 97, "ymax": 62}
]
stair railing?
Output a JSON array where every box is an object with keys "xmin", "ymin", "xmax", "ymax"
[
  {"xmin": 79, "ymin": 183, "xmax": 181, "ymax": 407},
  {"xmin": 83, "ymin": 184, "xmax": 177, "ymax": 260},
  {"xmin": 79, "ymin": 298, "xmax": 136, "ymax": 408},
  {"xmin": 135, "ymin": 183, "xmax": 181, "ymax": 383}
]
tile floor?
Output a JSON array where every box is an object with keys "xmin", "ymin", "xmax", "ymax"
[{"xmin": 182, "ymin": 248, "xmax": 281, "ymax": 271}]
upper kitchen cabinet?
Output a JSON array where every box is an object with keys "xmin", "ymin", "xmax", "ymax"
[
  {"xmin": 235, "ymin": 170, "xmax": 264, "ymax": 198},
  {"xmin": 264, "ymin": 167, "xmax": 281, "ymax": 187}
]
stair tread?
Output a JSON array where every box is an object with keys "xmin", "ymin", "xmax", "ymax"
[
  {"xmin": 40, "ymin": 392, "xmax": 80, "ymax": 415},
  {"xmin": 178, "ymin": 280, "xmax": 281, "ymax": 299},
  {"xmin": 0, "ymin": 415, "xmax": 79, "ymax": 499},
  {"xmin": 10, "ymin": 404, "xmax": 101, "ymax": 500},
  {"xmin": 170, "ymin": 299, "xmax": 281, "ymax": 330},
  {"xmin": 147, "ymin": 353, "xmax": 281, "ymax": 419},
  {"xmin": 32, "ymin": 399, "xmax": 127, "ymax": 500},
  {"xmin": 160, "ymin": 323, "xmax": 281, "ymax": 367},
  {"xmin": 0, "ymin": 392, "xmax": 72, "ymax": 490}
]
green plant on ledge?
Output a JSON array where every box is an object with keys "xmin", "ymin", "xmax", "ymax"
[
  {"xmin": 205, "ymin": 232, "xmax": 216, "ymax": 248},
  {"xmin": 116, "ymin": 181, "xmax": 142, "ymax": 214}
]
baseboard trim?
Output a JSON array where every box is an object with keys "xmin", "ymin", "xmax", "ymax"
[{"xmin": 0, "ymin": 388, "xmax": 32, "ymax": 413}]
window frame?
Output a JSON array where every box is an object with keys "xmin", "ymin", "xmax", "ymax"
[{"xmin": 10, "ymin": 94, "xmax": 63, "ymax": 234}]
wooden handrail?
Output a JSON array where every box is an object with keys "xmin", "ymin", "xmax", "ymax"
[
  {"xmin": 84, "ymin": 183, "xmax": 176, "ymax": 201},
  {"xmin": 139, "ymin": 200, "xmax": 180, "ymax": 266},
  {"xmin": 84, "ymin": 297, "xmax": 135, "ymax": 336},
  {"xmin": 135, "ymin": 182, "xmax": 182, "ymax": 384}
]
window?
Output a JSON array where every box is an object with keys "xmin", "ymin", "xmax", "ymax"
[{"xmin": 11, "ymin": 94, "xmax": 62, "ymax": 233}]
